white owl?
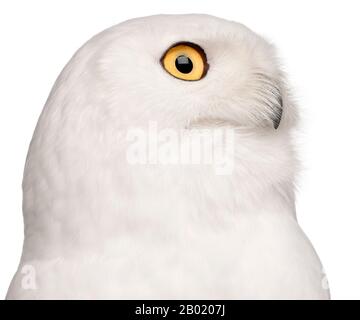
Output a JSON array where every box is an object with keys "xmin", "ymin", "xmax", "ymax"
[{"xmin": 7, "ymin": 14, "xmax": 329, "ymax": 299}]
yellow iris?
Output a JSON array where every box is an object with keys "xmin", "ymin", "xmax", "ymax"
[{"xmin": 161, "ymin": 42, "xmax": 208, "ymax": 81}]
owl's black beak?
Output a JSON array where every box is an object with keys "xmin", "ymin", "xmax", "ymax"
[{"xmin": 271, "ymin": 98, "xmax": 283, "ymax": 129}]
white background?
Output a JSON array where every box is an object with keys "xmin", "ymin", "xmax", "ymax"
[{"xmin": 0, "ymin": 0, "xmax": 359, "ymax": 299}]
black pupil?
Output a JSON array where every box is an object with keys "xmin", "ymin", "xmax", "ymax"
[{"xmin": 175, "ymin": 55, "xmax": 193, "ymax": 74}]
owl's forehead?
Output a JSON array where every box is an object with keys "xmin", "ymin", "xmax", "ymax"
[{"xmin": 113, "ymin": 14, "xmax": 255, "ymax": 54}]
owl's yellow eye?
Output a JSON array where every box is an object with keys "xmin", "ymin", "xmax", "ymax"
[{"xmin": 161, "ymin": 42, "xmax": 208, "ymax": 81}]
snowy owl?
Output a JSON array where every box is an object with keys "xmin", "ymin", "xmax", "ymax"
[{"xmin": 7, "ymin": 14, "xmax": 330, "ymax": 299}]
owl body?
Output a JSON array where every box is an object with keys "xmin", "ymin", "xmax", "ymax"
[{"xmin": 7, "ymin": 14, "xmax": 329, "ymax": 299}]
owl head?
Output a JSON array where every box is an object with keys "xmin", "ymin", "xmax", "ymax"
[{"xmin": 52, "ymin": 14, "xmax": 296, "ymax": 134}]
